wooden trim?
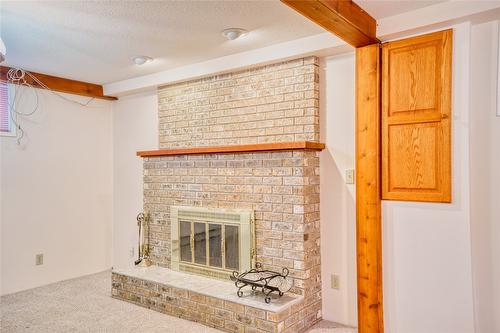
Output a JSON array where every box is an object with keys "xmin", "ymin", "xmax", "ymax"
[
  {"xmin": 137, "ymin": 141, "xmax": 325, "ymax": 157},
  {"xmin": 356, "ymin": 44, "xmax": 383, "ymax": 333},
  {"xmin": 0, "ymin": 66, "xmax": 117, "ymax": 101},
  {"xmin": 280, "ymin": 0, "xmax": 378, "ymax": 47}
]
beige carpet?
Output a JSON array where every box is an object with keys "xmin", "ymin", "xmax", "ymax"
[{"xmin": 0, "ymin": 270, "xmax": 357, "ymax": 333}]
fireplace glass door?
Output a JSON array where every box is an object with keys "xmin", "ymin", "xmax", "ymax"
[
  {"xmin": 171, "ymin": 206, "xmax": 253, "ymax": 280},
  {"xmin": 179, "ymin": 220, "xmax": 240, "ymax": 271}
]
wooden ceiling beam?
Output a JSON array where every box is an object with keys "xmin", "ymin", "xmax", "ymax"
[
  {"xmin": 281, "ymin": 0, "xmax": 379, "ymax": 47},
  {"xmin": 0, "ymin": 66, "xmax": 117, "ymax": 101}
]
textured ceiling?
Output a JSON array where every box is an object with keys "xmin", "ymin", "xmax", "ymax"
[
  {"xmin": 0, "ymin": 1, "xmax": 324, "ymax": 84},
  {"xmin": 1, "ymin": 1, "xmax": 445, "ymax": 85}
]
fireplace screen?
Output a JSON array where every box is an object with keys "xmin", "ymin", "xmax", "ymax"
[{"xmin": 171, "ymin": 206, "xmax": 254, "ymax": 280}]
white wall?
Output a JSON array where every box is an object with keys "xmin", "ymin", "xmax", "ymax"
[
  {"xmin": 319, "ymin": 53, "xmax": 357, "ymax": 326},
  {"xmin": 112, "ymin": 91, "xmax": 157, "ymax": 269},
  {"xmin": 382, "ymin": 23, "xmax": 475, "ymax": 333},
  {"xmin": 470, "ymin": 20, "xmax": 500, "ymax": 333},
  {"xmin": 0, "ymin": 87, "xmax": 113, "ymax": 295},
  {"xmin": 319, "ymin": 23, "xmax": 478, "ymax": 332}
]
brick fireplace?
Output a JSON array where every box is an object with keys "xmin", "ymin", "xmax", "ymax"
[{"xmin": 112, "ymin": 56, "xmax": 324, "ymax": 333}]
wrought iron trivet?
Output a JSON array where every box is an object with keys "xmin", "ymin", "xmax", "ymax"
[{"xmin": 230, "ymin": 263, "xmax": 293, "ymax": 303}]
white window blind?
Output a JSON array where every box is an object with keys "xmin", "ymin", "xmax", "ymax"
[{"xmin": 0, "ymin": 81, "xmax": 10, "ymax": 134}]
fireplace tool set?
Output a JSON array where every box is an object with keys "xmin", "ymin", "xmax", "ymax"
[
  {"xmin": 135, "ymin": 212, "xmax": 151, "ymax": 267},
  {"xmin": 230, "ymin": 262, "xmax": 293, "ymax": 303}
]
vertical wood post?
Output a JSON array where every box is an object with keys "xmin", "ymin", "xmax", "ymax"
[{"xmin": 355, "ymin": 44, "xmax": 383, "ymax": 333}]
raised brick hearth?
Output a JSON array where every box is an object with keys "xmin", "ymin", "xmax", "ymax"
[{"xmin": 112, "ymin": 266, "xmax": 305, "ymax": 333}]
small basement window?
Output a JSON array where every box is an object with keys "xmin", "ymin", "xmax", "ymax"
[{"xmin": 0, "ymin": 81, "xmax": 14, "ymax": 136}]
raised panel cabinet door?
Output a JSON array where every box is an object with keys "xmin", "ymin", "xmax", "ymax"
[{"xmin": 382, "ymin": 29, "xmax": 452, "ymax": 202}]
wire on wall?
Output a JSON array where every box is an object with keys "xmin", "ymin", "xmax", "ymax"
[{"xmin": 6, "ymin": 67, "xmax": 96, "ymax": 145}]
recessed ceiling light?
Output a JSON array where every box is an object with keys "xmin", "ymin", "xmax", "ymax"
[
  {"xmin": 221, "ymin": 28, "xmax": 248, "ymax": 41},
  {"xmin": 132, "ymin": 55, "xmax": 153, "ymax": 65}
]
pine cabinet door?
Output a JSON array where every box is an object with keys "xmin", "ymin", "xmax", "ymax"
[{"xmin": 382, "ymin": 29, "xmax": 452, "ymax": 202}]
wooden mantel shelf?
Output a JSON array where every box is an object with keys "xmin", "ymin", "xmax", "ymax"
[{"xmin": 137, "ymin": 141, "xmax": 325, "ymax": 157}]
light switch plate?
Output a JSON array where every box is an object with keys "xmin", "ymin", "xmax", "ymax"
[
  {"xmin": 35, "ymin": 254, "xmax": 43, "ymax": 265},
  {"xmin": 331, "ymin": 274, "xmax": 340, "ymax": 290},
  {"xmin": 346, "ymin": 169, "xmax": 355, "ymax": 184}
]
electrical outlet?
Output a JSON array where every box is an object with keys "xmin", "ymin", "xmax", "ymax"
[
  {"xmin": 129, "ymin": 247, "xmax": 135, "ymax": 258},
  {"xmin": 331, "ymin": 274, "xmax": 340, "ymax": 290},
  {"xmin": 346, "ymin": 169, "xmax": 355, "ymax": 184},
  {"xmin": 35, "ymin": 254, "xmax": 44, "ymax": 266}
]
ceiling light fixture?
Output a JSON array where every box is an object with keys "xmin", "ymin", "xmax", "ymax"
[
  {"xmin": 221, "ymin": 28, "xmax": 248, "ymax": 41},
  {"xmin": 132, "ymin": 55, "xmax": 153, "ymax": 66}
]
